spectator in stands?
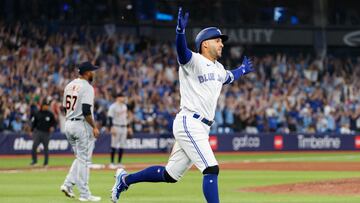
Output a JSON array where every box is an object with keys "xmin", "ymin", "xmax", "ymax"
[
  {"xmin": 2, "ymin": 21, "xmax": 360, "ymax": 135},
  {"xmin": 11, "ymin": 115, "xmax": 23, "ymax": 132}
]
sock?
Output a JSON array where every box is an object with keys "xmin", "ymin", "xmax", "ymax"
[
  {"xmin": 110, "ymin": 148, "xmax": 116, "ymax": 163},
  {"xmin": 125, "ymin": 166, "xmax": 166, "ymax": 186},
  {"xmin": 118, "ymin": 148, "xmax": 124, "ymax": 163},
  {"xmin": 203, "ymin": 174, "xmax": 219, "ymax": 203}
]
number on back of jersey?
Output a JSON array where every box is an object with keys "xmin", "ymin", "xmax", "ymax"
[{"xmin": 65, "ymin": 95, "xmax": 78, "ymax": 111}]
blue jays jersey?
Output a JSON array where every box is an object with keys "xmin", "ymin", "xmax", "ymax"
[{"xmin": 178, "ymin": 52, "xmax": 231, "ymax": 120}]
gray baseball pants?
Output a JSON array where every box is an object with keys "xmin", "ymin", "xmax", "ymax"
[{"xmin": 62, "ymin": 120, "xmax": 95, "ymax": 198}]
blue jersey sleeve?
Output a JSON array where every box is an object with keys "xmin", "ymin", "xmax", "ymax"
[
  {"xmin": 224, "ymin": 57, "xmax": 253, "ymax": 84},
  {"xmin": 176, "ymin": 33, "xmax": 192, "ymax": 65},
  {"xmin": 230, "ymin": 68, "xmax": 245, "ymax": 81}
]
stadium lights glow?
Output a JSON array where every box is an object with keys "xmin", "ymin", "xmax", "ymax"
[
  {"xmin": 126, "ymin": 4, "xmax": 133, "ymax": 10},
  {"xmin": 156, "ymin": 12, "xmax": 173, "ymax": 21},
  {"xmin": 63, "ymin": 3, "xmax": 69, "ymax": 12},
  {"xmin": 274, "ymin": 7, "xmax": 285, "ymax": 22}
]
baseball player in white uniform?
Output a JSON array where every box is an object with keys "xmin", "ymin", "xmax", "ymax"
[
  {"xmin": 111, "ymin": 8, "xmax": 254, "ymax": 203},
  {"xmin": 107, "ymin": 93, "xmax": 130, "ymax": 168},
  {"xmin": 60, "ymin": 61, "xmax": 101, "ymax": 202}
]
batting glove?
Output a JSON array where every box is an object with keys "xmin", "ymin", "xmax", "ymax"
[
  {"xmin": 176, "ymin": 7, "xmax": 189, "ymax": 34},
  {"xmin": 239, "ymin": 56, "xmax": 254, "ymax": 75}
]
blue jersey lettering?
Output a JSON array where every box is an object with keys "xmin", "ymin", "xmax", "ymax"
[{"xmin": 198, "ymin": 73, "xmax": 221, "ymax": 84}]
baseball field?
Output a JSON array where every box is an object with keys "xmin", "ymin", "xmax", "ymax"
[{"xmin": 1, "ymin": 151, "xmax": 360, "ymax": 203}]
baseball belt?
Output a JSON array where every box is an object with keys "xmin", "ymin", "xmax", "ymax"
[
  {"xmin": 193, "ymin": 113, "xmax": 214, "ymax": 126},
  {"xmin": 113, "ymin": 124, "xmax": 127, "ymax": 128}
]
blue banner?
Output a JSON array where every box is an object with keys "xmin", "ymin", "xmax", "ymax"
[
  {"xmin": 0, "ymin": 133, "xmax": 175, "ymax": 154},
  {"xmin": 212, "ymin": 133, "xmax": 360, "ymax": 151},
  {"xmin": 1, "ymin": 132, "xmax": 360, "ymax": 155}
]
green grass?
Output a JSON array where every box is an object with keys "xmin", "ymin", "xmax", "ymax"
[
  {"xmin": 215, "ymin": 152, "xmax": 360, "ymax": 162},
  {"xmin": 2, "ymin": 151, "xmax": 360, "ymax": 169},
  {"xmin": 1, "ymin": 152, "xmax": 360, "ymax": 203},
  {"xmin": 0, "ymin": 154, "xmax": 169, "ymax": 169}
]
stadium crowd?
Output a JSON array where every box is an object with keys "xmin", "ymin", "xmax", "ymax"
[{"xmin": 1, "ymin": 22, "xmax": 360, "ymax": 135}]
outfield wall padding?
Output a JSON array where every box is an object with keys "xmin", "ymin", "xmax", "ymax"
[{"xmin": 0, "ymin": 133, "xmax": 359, "ymax": 154}]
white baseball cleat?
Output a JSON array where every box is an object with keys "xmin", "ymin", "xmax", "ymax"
[
  {"xmin": 78, "ymin": 195, "xmax": 101, "ymax": 202},
  {"xmin": 60, "ymin": 185, "xmax": 75, "ymax": 198},
  {"xmin": 111, "ymin": 168, "xmax": 129, "ymax": 203}
]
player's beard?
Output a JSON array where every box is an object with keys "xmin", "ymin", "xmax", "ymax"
[
  {"xmin": 88, "ymin": 74, "xmax": 94, "ymax": 83},
  {"xmin": 209, "ymin": 44, "xmax": 222, "ymax": 60},
  {"xmin": 212, "ymin": 48, "xmax": 222, "ymax": 60},
  {"xmin": 208, "ymin": 48, "xmax": 218, "ymax": 60},
  {"xmin": 217, "ymin": 48, "xmax": 222, "ymax": 58}
]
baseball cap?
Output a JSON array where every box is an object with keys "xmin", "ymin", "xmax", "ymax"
[
  {"xmin": 195, "ymin": 27, "xmax": 228, "ymax": 52},
  {"xmin": 78, "ymin": 61, "xmax": 100, "ymax": 75}
]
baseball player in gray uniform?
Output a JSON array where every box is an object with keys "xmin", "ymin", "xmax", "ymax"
[
  {"xmin": 111, "ymin": 8, "xmax": 254, "ymax": 203},
  {"xmin": 60, "ymin": 61, "xmax": 101, "ymax": 202},
  {"xmin": 107, "ymin": 93, "xmax": 130, "ymax": 169}
]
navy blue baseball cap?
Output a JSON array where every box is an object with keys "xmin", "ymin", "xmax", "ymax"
[
  {"xmin": 195, "ymin": 27, "xmax": 228, "ymax": 52},
  {"xmin": 78, "ymin": 61, "xmax": 100, "ymax": 75}
]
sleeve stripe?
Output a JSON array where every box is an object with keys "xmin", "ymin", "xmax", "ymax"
[{"xmin": 224, "ymin": 70, "xmax": 234, "ymax": 84}]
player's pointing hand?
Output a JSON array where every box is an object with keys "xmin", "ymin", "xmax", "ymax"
[{"xmin": 177, "ymin": 7, "xmax": 189, "ymax": 34}]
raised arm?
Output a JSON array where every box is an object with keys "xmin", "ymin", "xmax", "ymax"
[
  {"xmin": 176, "ymin": 7, "xmax": 192, "ymax": 65},
  {"xmin": 224, "ymin": 56, "xmax": 254, "ymax": 85}
]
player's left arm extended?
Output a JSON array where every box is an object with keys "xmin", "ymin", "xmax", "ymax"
[
  {"xmin": 223, "ymin": 56, "xmax": 254, "ymax": 85},
  {"xmin": 176, "ymin": 7, "xmax": 192, "ymax": 65}
]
